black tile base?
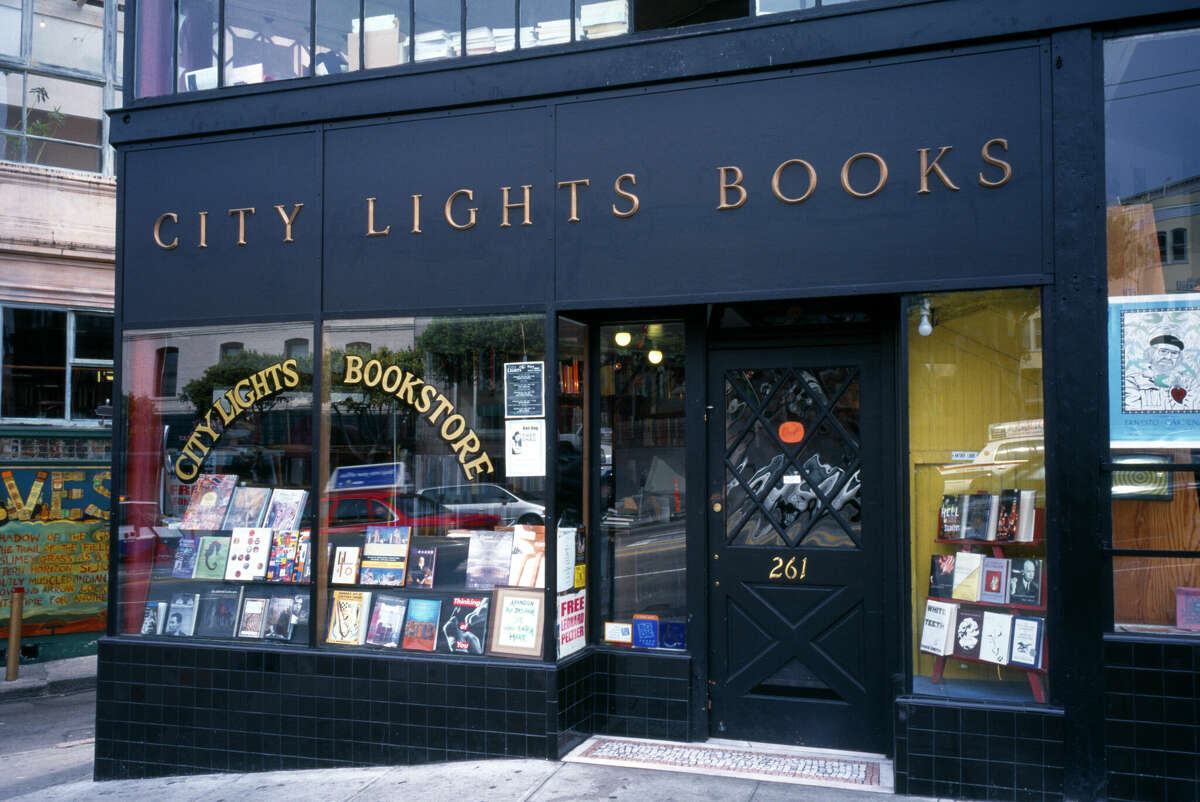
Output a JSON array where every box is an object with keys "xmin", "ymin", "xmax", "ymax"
[
  {"xmin": 95, "ymin": 639, "xmax": 693, "ymax": 780},
  {"xmin": 894, "ymin": 697, "xmax": 1065, "ymax": 802}
]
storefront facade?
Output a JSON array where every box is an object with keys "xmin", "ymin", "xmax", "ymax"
[{"xmin": 100, "ymin": 2, "xmax": 1200, "ymax": 800}]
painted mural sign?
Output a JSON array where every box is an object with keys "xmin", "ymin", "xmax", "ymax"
[{"xmin": 0, "ymin": 466, "xmax": 111, "ymax": 635}]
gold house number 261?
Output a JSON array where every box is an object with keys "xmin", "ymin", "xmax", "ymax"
[{"xmin": 768, "ymin": 555, "xmax": 807, "ymax": 581}]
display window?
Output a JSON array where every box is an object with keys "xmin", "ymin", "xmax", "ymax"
[
  {"xmin": 318, "ymin": 314, "xmax": 552, "ymax": 659},
  {"xmin": 596, "ymin": 321, "xmax": 687, "ymax": 651},
  {"xmin": 1104, "ymin": 26, "xmax": 1200, "ymax": 636},
  {"xmin": 117, "ymin": 322, "xmax": 315, "ymax": 644},
  {"xmin": 908, "ymin": 288, "xmax": 1048, "ymax": 702}
]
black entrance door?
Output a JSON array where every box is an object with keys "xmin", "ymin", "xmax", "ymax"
[{"xmin": 707, "ymin": 344, "xmax": 888, "ymax": 752}]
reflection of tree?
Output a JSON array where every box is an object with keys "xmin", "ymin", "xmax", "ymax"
[
  {"xmin": 416, "ymin": 317, "xmax": 543, "ymax": 384},
  {"xmin": 328, "ymin": 346, "xmax": 424, "ymax": 465},
  {"xmin": 180, "ymin": 350, "xmax": 313, "ymax": 420}
]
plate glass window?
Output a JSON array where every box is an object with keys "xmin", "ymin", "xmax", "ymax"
[{"xmin": 1105, "ymin": 27, "xmax": 1200, "ymax": 635}]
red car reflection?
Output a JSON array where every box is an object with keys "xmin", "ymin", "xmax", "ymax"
[{"xmin": 325, "ymin": 491, "xmax": 498, "ymax": 536}]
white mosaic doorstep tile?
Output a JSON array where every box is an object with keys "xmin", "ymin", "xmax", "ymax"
[{"xmin": 564, "ymin": 736, "xmax": 894, "ymax": 794}]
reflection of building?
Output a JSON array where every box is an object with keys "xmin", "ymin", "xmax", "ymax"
[
  {"xmin": 1114, "ymin": 175, "xmax": 1199, "ymax": 294},
  {"xmin": 0, "ymin": 0, "xmax": 123, "ymax": 665}
]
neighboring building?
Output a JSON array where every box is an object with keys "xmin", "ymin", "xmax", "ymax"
[
  {"xmin": 100, "ymin": 3, "xmax": 1200, "ymax": 801},
  {"xmin": 0, "ymin": 1, "xmax": 122, "ymax": 663}
]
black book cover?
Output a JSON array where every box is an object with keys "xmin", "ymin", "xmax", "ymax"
[
  {"xmin": 929, "ymin": 553, "xmax": 955, "ymax": 599},
  {"xmin": 995, "ymin": 489, "xmax": 1019, "ymax": 542},
  {"xmin": 436, "ymin": 595, "xmax": 489, "ymax": 655},
  {"xmin": 962, "ymin": 494, "xmax": 992, "ymax": 540},
  {"xmin": 194, "ymin": 587, "xmax": 243, "ymax": 638},
  {"xmin": 953, "ymin": 608, "xmax": 984, "ymax": 660},
  {"xmin": 1009, "ymin": 558, "xmax": 1043, "ymax": 605}
]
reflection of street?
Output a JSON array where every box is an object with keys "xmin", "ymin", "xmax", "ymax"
[{"xmin": 604, "ymin": 519, "xmax": 686, "ymax": 620}]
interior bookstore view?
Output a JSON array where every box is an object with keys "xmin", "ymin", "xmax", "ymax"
[{"xmin": 98, "ymin": 2, "xmax": 1200, "ymax": 800}]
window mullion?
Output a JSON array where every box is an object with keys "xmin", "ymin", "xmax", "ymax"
[{"xmin": 66, "ymin": 310, "xmax": 77, "ymax": 421}]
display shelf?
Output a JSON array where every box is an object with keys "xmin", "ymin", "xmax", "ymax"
[
  {"xmin": 927, "ymin": 595, "xmax": 1046, "ymax": 614},
  {"xmin": 931, "ymin": 632, "xmax": 1049, "ymax": 703}
]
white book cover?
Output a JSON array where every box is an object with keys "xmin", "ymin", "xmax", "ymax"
[
  {"xmin": 224, "ymin": 527, "xmax": 270, "ymax": 580},
  {"xmin": 332, "ymin": 546, "xmax": 361, "ymax": 584},
  {"xmin": 919, "ymin": 600, "xmax": 958, "ymax": 656},
  {"xmin": 979, "ymin": 611, "xmax": 1014, "ymax": 665},
  {"xmin": 951, "ymin": 551, "xmax": 984, "ymax": 601},
  {"xmin": 1016, "ymin": 489, "xmax": 1038, "ymax": 542},
  {"xmin": 1009, "ymin": 616, "xmax": 1044, "ymax": 668}
]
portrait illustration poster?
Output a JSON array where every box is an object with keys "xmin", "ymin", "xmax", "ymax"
[{"xmin": 1109, "ymin": 295, "xmax": 1200, "ymax": 447}]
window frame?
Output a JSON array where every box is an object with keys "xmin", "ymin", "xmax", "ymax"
[{"xmin": 0, "ymin": 303, "xmax": 114, "ymax": 426}]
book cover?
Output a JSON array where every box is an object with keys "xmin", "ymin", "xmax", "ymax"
[
  {"xmin": 407, "ymin": 546, "xmax": 437, "ymax": 589},
  {"xmin": 290, "ymin": 592, "xmax": 309, "ymax": 625},
  {"xmin": 919, "ymin": 599, "xmax": 958, "ymax": 656},
  {"xmin": 192, "ymin": 536, "xmax": 231, "ymax": 580},
  {"xmin": 402, "ymin": 598, "xmax": 442, "ymax": 651},
  {"xmin": 929, "ymin": 553, "xmax": 955, "ymax": 599},
  {"xmin": 363, "ymin": 525, "xmax": 412, "ymax": 561},
  {"xmin": 979, "ymin": 557, "xmax": 1011, "ymax": 604},
  {"xmin": 995, "ymin": 489, "xmax": 1019, "ymax": 542},
  {"xmin": 1009, "ymin": 558, "xmax": 1043, "ymax": 605},
  {"xmin": 262, "ymin": 596, "xmax": 296, "ymax": 640},
  {"xmin": 1009, "ymin": 616, "xmax": 1044, "ymax": 668},
  {"xmin": 465, "ymin": 530, "xmax": 515, "ymax": 590},
  {"xmin": 165, "ymin": 592, "xmax": 199, "ymax": 636},
  {"xmin": 436, "ymin": 595, "xmax": 489, "ymax": 654},
  {"xmin": 221, "ymin": 486, "xmax": 272, "ymax": 528},
  {"xmin": 632, "ymin": 614, "xmax": 660, "ymax": 649},
  {"xmin": 265, "ymin": 530, "xmax": 299, "ymax": 582},
  {"xmin": 237, "ymin": 597, "xmax": 268, "ymax": 638},
  {"xmin": 331, "ymin": 546, "xmax": 361, "ymax": 584},
  {"xmin": 1016, "ymin": 490, "xmax": 1038, "ymax": 542},
  {"xmin": 194, "ymin": 586, "xmax": 244, "ymax": 638},
  {"xmin": 938, "ymin": 495, "xmax": 961, "ymax": 539},
  {"xmin": 327, "ymin": 590, "xmax": 372, "ymax": 645},
  {"xmin": 508, "ymin": 524, "xmax": 546, "ymax": 588},
  {"xmin": 262, "ymin": 488, "xmax": 308, "ymax": 532},
  {"xmin": 178, "ymin": 474, "xmax": 238, "ymax": 530},
  {"xmin": 291, "ymin": 530, "xmax": 312, "ymax": 584},
  {"xmin": 172, "ymin": 536, "xmax": 199, "ymax": 578},
  {"xmin": 983, "ymin": 494, "xmax": 1001, "ymax": 541},
  {"xmin": 140, "ymin": 601, "xmax": 167, "ymax": 635},
  {"xmin": 365, "ymin": 594, "xmax": 408, "ymax": 648},
  {"xmin": 661, "ymin": 621, "xmax": 686, "ymax": 650},
  {"xmin": 961, "ymin": 494, "xmax": 993, "ymax": 541},
  {"xmin": 952, "ymin": 608, "xmax": 984, "ymax": 660},
  {"xmin": 979, "ymin": 611, "xmax": 1014, "ymax": 665},
  {"xmin": 359, "ymin": 559, "xmax": 408, "ymax": 586},
  {"xmin": 951, "ymin": 551, "xmax": 984, "ymax": 602},
  {"xmin": 225, "ymin": 528, "xmax": 271, "ymax": 580}
]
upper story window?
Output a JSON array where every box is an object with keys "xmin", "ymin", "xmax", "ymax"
[
  {"xmin": 1, "ymin": 305, "xmax": 114, "ymax": 422},
  {"xmin": 285, "ymin": 337, "xmax": 310, "ymax": 359},
  {"xmin": 0, "ymin": 1, "xmax": 124, "ymax": 175},
  {"xmin": 132, "ymin": 0, "xmax": 874, "ymax": 99},
  {"xmin": 219, "ymin": 341, "xmax": 244, "ymax": 360}
]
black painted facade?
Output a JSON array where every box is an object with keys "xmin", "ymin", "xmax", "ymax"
[{"xmin": 101, "ymin": 2, "xmax": 1200, "ymax": 800}]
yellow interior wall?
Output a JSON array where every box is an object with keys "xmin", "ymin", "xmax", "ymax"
[{"xmin": 908, "ymin": 288, "xmax": 1045, "ymax": 683}]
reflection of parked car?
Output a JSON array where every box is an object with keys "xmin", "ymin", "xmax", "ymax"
[
  {"xmin": 325, "ymin": 491, "xmax": 497, "ymax": 536},
  {"xmin": 937, "ymin": 437, "xmax": 1045, "ymax": 494},
  {"xmin": 419, "ymin": 483, "xmax": 544, "ymax": 526}
]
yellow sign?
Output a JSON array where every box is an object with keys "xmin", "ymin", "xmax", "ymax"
[{"xmin": 574, "ymin": 564, "xmax": 586, "ymax": 589}]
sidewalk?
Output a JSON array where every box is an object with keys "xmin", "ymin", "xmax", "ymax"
[
  {"xmin": 0, "ymin": 654, "xmax": 96, "ymax": 700},
  {"xmin": 14, "ymin": 759, "xmax": 939, "ymax": 802}
]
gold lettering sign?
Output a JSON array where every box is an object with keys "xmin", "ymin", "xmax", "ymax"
[
  {"xmin": 342, "ymin": 355, "xmax": 495, "ymax": 481},
  {"xmin": 173, "ymin": 359, "xmax": 302, "ymax": 483}
]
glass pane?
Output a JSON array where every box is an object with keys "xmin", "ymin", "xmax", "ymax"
[
  {"xmin": 577, "ymin": 0, "xmax": 626, "ymax": 41},
  {"xmin": 2, "ymin": 308, "xmax": 67, "ymax": 419},
  {"xmin": 24, "ymin": 75, "xmax": 102, "ymax": 148},
  {"xmin": 363, "ymin": 1, "xmax": 410, "ymax": 68},
  {"xmin": 1114, "ymin": 557, "xmax": 1200, "ymax": 634},
  {"xmin": 1105, "ymin": 29, "xmax": 1200, "ymax": 456},
  {"xmin": 414, "ymin": 0, "xmax": 460, "ymax": 62},
  {"xmin": 599, "ymin": 322, "xmax": 686, "ymax": 647},
  {"xmin": 321, "ymin": 315, "xmax": 547, "ymax": 657},
  {"xmin": 117, "ymin": 323, "xmax": 315, "ymax": 644},
  {"xmin": 75, "ymin": 312, "xmax": 113, "ymax": 360},
  {"xmin": 224, "ymin": 0, "xmax": 311, "ymax": 86},
  {"xmin": 177, "ymin": 0, "xmax": 217, "ymax": 92},
  {"xmin": 116, "ymin": 5, "xmax": 125, "ymax": 85},
  {"xmin": 756, "ymin": 0, "xmax": 816, "ymax": 14},
  {"xmin": 33, "ymin": 0, "xmax": 104, "ymax": 74},
  {"xmin": 71, "ymin": 364, "xmax": 113, "ymax": 419},
  {"xmin": 316, "ymin": 0, "xmax": 358, "ymax": 75},
  {"xmin": 136, "ymin": 0, "xmax": 175, "ymax": 97},
  {"xmin": 465, "ymin": 0, "xmax": 514, "ymax": 56},
  {"xmin": 1111, "ymin": 456, "xmax": 1199, "ymax": 555},
  {"xmin": 25, "ymin": 138, "xmax": 101, "ymax": 171},
  {"xmin": 1, "ymin": 71, "xmax": 21, "ymax": 137},
  {"xmin": 520, "ymin": 0, "xmax": 570, "ymax": 49},
  {"xmin": 0, "ymin": 0, "xmax": 21, "ymax": 58},
  {"xmin": 908, "ymin": 288, "xmax": 1047, "ymax": 703}
]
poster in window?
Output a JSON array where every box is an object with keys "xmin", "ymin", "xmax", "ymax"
[
  {"xmin": 487, "ymin": 586, "xmax": 544, "ymax": 658},
  {"xmin": 505, "ymin": 419, "xmax": 546, "ymax": 478},
  {"xmin": 504, "ymin": 361, "xmax": 545, "ymax": 418},
  {"xmin": 1109, "ymin": 296, "xmax": 1200, "ymax": 447}
]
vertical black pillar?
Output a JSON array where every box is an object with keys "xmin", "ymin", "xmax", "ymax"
[{"xmin": 1047, "ymin": 27, "xmax": 1107, "ymax": 802}]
